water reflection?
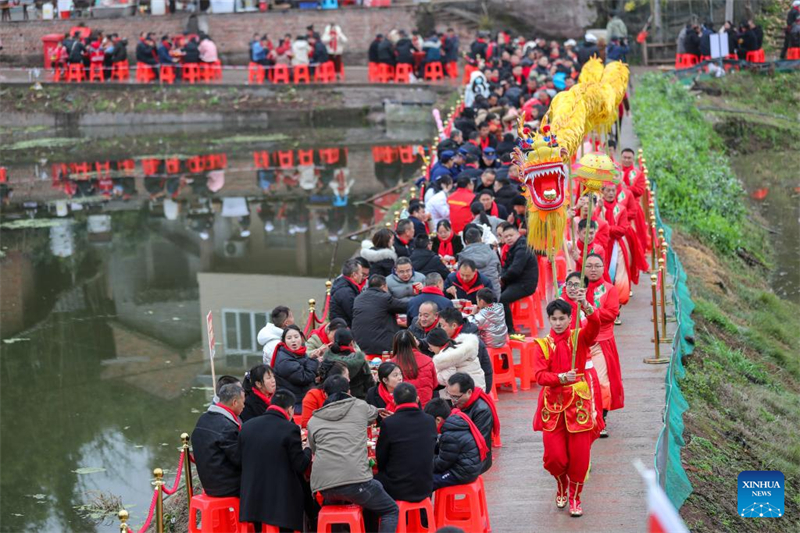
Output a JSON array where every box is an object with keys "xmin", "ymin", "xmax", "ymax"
[{"xmin": 0, "ymin": 126, "xmax": 428, "ymax": 532}]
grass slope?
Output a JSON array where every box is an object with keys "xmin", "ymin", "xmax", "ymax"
[{"xmin": 634, "ymin": 73, "xmax": 800, "ymax": 533}]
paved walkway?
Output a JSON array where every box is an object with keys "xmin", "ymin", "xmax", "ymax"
[{"xmin": 482, "ymin": 114, "xmax": 675, "ymax": 532}]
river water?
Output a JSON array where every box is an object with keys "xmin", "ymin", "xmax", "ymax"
[{"xmin": 0, "ymin": 123, "xmax": 428, "ymax": 532}]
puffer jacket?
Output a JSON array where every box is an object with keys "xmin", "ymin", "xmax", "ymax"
[
  {"xmin": 307, "ymin": 396, "xmax": 379, "ymax": 493},
  {"xmin": 467, "ymin": 303, "xmax": 509, "ymax": 349},
  {"xmin": 359, "ymin": 243, "xmax": 397, "ymax": 278},
  {"xmin": 257, "ymin": 323, "xmax": 283, "ymax": 365},
  {"xmin": 323, "ymin": 347, "xmax": 375, "ymax": 400},
  {"xmin": 462, "ymin": 395, "xmax": 494, "ymax": 471},
  {"xmin": 272, "ymin": 346, "xmax": 319, "ymax": 413},
  {"xmin": 459, "ymin": 322, "xmax": 493, "ymax": 391},
  {"xmin": 435, "ymin": 413, "xmax": 484, "ymax": 484},
  {"xmin": 391, "ymin": 350, "xmax": 439, "ymax": 406},
  {"xmin": 410, "ymin": 247, "xmax": 450, "ymax": 279},
  {"xmin": 329, "ymin": 275, "xmax": 361, "ymax": 326},
  {"xmin": 386, "ymin": 271, "xmax": 425, "ymax": 299},
  {"xmin": 458, "ymin": 242, "xmax": 501, "ymax": 298},
  {"xmin": 190, "ymin": 405, "xmax": 241, "ymax": 497},
  {"xmin": 501, "ymin": 237, "xmax": 538, "ymax": 294},
  {"xmin": 432, "ymin": 333, "xmax": 485, "ymax": 389}
]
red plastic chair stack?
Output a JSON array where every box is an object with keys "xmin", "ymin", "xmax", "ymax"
[
  {"xmin": 165, "ymin": 158, "xmax": 181, "ymax": 174},
  {"xmin": 394, "ymin": 63, "xmax": 412, "ymax": 83},
  {"xmin": 294, "ymin": 64, "xmax": 311, "ymax": 83},
  {"xmin": 67, "ymin": 63, "xmax": 84, "ymax": 82},
  {"xmin": 674, "ymin": 54, "xmax": 699, "ymax": 70},
  {"xmin": 746, "ymin": 49, "xmax": 765, "ymax": 63},
  {"xmin": 272, "ymin": 64, "xmax": 291, "ymax": 84},
  {"xmin": 510, "ymin": 294, "xmax": 543, "ymax": 334},
  {"xmin": 397, "ymin": 498, "xmax": 435, "ymax": 533},
  {"xmin": 89, "ymin": 62, "xmax": 104, "ymax": 82},
  {"xmin": 368, "ymin": 62, "xmax": 379, "ymax": 82},
  {"xmin": 135, "ymin": 63, "xmax": 155, "ymax": 83},
  {"xmin": 377, "ymin": 63, "xmax": 394, "ymax": 83},
  {"xmin": 509, "ymin": 337, "xmax": 535, "ymax": 391},
  {"xmin": 183, "ymin": 63, "xmax": 201, "ymax": 84},
  {"xmin": 187, "ymin": 156, "xmax": 206, "ymax": 174},
  {"xmin": 314, "ymin": 61, "xmax": 336, "ymax": 83},
  {"xmin": 160, "ymin": 65, "xmax": 176, "ymax": 84},
  {"xmin": 489, "ymin": 344, "xmax": 517, "ymax": 393},
  {"xmin": 297, "ymin": 149, "xmax": 315, "ymax": 166},
  {"xmin": 317, "ymin": 505, "xmax": 365, "ymax": 533},
  {"xmin": 277, "ymin": 151, "xmax": 294, "ymax": 168},
  {"xmin": 433, "ymin": 478, "xmax": 489, "ymax": 533},
  {"xmin": 787, "ymin": 48, "xmax": 800, "ymax": 60},
  {"xmin": 188, "ymin": 494, "xmax": 241, "ymax": 533},
  {"xmin": 319, "ymin": 148, "xmax": 340, "ymax": 165},
  {"xmin": 248, "ymin": 62, "xmax": 265, "ymax": 84},
  {"xmin": 254, "ymin": 151, "xmax": 270, "ymax": 169},
  {"xmin": 424, "ymin": 62, "xmax": 444, "ymax": 81},
  {"xmin": 445, "ymin": 61, "xmax": 458, "ymax": 79},
  {"xmin": 112, "ymin": 62, "xmax": 130, "ymax": 81}
]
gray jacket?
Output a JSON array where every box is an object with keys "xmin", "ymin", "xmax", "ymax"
[
  {"xmin": 386, "ymin": 271, "xmax": 426, "ymax": 299},
  {"xmin": 467, "ymin": 303, "xmax": 509, "ymax": 349},
  {"xmin": 458, "ymin": 242, "xmax": 501, "ymax": 298},
  {"xmin": 307, "ymin": 396, "xmax": 379, "ymax": 493}
]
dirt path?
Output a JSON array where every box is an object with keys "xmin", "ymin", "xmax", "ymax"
[{"xmin": 481, "ymin": 112, "xmax": 676, "ymax": 532}]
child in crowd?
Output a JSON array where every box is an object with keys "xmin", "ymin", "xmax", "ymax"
[
  {"xmin": 467, "ymin": 288, "xmax": 509, "ymax": 349},
  {"xmin": 424, "ymin": 398, "xmax": 487, "ymax": 490}
]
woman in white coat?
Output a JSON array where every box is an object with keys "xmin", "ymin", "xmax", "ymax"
[{"xmin": 427, "ymin": 328, "xmax": 486, "ymax": 390}]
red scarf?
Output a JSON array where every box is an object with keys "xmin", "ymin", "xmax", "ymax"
[
  {"xmin": 311, "ymin": 324, "xmax": 330, "ymax": 345},
  {"xmin": 452, "ymin": 325, "xmax": 463, "ymax": 339},
  {"xmin": 455, "ymin": 271, "xmax": 479, "ymax": 292},
  {"xmin": 559, "ymin": 294, "xmax": 581, "ymax": 330},
  {"xmin": 395, "ymin": 403, "xmax": 419, "ymax": 411},
  {"xmin": 452, "ymin": 409, "xmax": 489, "ymax": 460},
  {"xmin": 437, "ymin": 234, "xmax": 454, "ymax": 257},
  {"xmin": 462, "ymin": 387, "xmax": 500, "ymax": 441},
  {"xmin": 397, "ymin": 234, "xmax": 411, "ymax": 246},
  {"xmin": 500, "ymin": 243, "xmax": 510, "ymax": 265},
  {"xmin": 267, "ymin": 405, "xmax": 291, "ymax": 421},
  {"xmin": 330, "ymin": 31, "xmax": 338, "ymax": 54},
  {"xmin": 436, "ymin": 418, "xmax": 446, "ymax": 434},
  {"xmin": 480, "ymin": 136, "xmax": 491, "ymax": 151},
  {"xmin": 548, "ymin": 327, "xmax": 575, "ymax": 371},
  {"xmin": 377, "ymin": 383, "xmax": 397, "ymax": 412},
  {"xmin": 420, "ymin": 286, "xmax": 444, "ymax": 297},
  {"xmin": 421, "ymin": 319, "xmax": 439, "ymax": 334},
  {"xmin": 252, "ymin": 388, "xmax": 272, "ymax": 407},
  {"xmin": 217, "ymin": 403, "xmax": 242, "ymax": 430},
  {"xmin": 336, "ymin": 345, "xmax": 354, "ymax": 354},
  {"xmin": 270, "ymin": 342, "xmax": 308, "ymax": 367},
  {"xmin": 488, "ymin": 202, "xmax": 499, "ymax": 217},
  {"xmin": 345, "ymin": 275, "xmax": 365, "ymax": 291},
  {"xmin": 602, "ymin": 198, "xmax": 618, "ymax": 226}
]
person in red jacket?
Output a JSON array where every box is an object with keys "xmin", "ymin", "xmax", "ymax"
[
  {"xmin": 532, "ymin": 297, "xmax": 600, "ymax": 517},
  {"xmin": 390, "ymin": 330, "xmax": 438, "ymax": 407},
  {"xmin": 620, "ymin": 147, "xmax": 650, "ymax": 254},
  {"xmin": 597, "ymin": 184, "xmax": 632, "ymax": 306},
  {"xmin": 447, "ymin": 176, "xmax": 476, "ymax": 235}
]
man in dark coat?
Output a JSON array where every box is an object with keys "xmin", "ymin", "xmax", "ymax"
[
  {"xmin": 424, "ymin": 398, "xmax": 484, "ymax": 490},
  {"xmin": 408, "ymin": 301, "xmax": 443, "ymax": 356},
  {"xmin": 410, "ymin": 235, "xmax": 450, "ymax": 280},
  {"xmin": 239, "ymin": 390, "xmax": 312, "ymax": 532},
  {"xmin": 493, "ymin": 177, "xmax": 521, "ymax": 214},
  {"xmin": 444, "ymin": 259, "xmax": 495, "ymax": 305},
  {"xmin": 329, "ymin": 259, "xmax": 364, "ymax": 326},
  {"xmin": 446, "ymin": 373, "xmax": 496, "ymax": 473},
  {"xmin": 394, "ymin": 30, "xmax": 416, "ymax": 65},
  {"xmin": 377, "ymin": 36, "xmax": 396, "ymax": 65},
  {"xmin": 498, "ymin": 222, "xmax": 538, "ymax": 333},
  {"xmin": 191, "ymin": 383, "xmax": 244, "ymax": 497},
  {"xmin": 352, "ymin": 275, "xmax": 408, "ymax": 354},
  {"xmin": 394, "ymin": 219, "xmax": 415, "ymax": 258},
  {"xmin": 407, "ymin": 202, "xmax": 428, "ymax": 237},
  {"xmin": 368, "ymin": 34, "xmax": 383, "ymax": 63},
  {"xmin": 375, "ymin": 383, "xmax": 437, "ymax": 502}
]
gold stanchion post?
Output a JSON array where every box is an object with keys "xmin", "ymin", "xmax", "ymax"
[
  {"xmin": 326, "ymin": 280, "xmax": 333, "ymax": 296},
  {"xmin": 644, "ymin": 274, "xmax": 669, "ymax": 364},
  {"xmin": 308, "ymin": 299, "xmax": 316, "ymax": 331},
  {"xmin": 409, "ymin": 186, "xmax": 418, "ymax": 201},
  {"xmin": 658, "ymin": 257, "xmax": 670, "ymax": 343},
  {"xmin": 118, "ymin": 509, "xmax": 130, "ymax": 533},
  {"xmin": 181, "ymin": 433, "xmax": 193, "ymax": 510},
  {"xmin": 649, "ymin": 212, "xmax": 657, "ymax": 272},
  {"xmin": 153, "ymin": 468, "xmax": 165, "ymax": 533},
  {"xmin": 393, "ymin": 210, "xmax": 400, "ymax": 225}
]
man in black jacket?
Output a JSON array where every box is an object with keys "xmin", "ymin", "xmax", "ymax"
[
  {"xmin": 424, "ymin": 398, "xmax": 484, "ymax": 490},
  {"xmin": 352, "ymin": 275, "xmax": 408, "ymax": 354},
  {"xmin": 410, "ymin": 235, "xmax": 450, "ymax": 280},
  {"xmin": 239, "ymin": 390, "xmax": 312, "ymax": 532},
  {"xmin": 329, "ymin": 259, "xmax": 364, "ymax": 326},
  {"xmin": 446, "ymin": 373, "xmax": 496, "ymax": 473},
  {"xmin": 394, "ymin": 219, "xmax": 415, "ymax": 258},
  {"xmin": 375, "ymin": 383, "xmax": 437, "ymax": 502},
  {"xmin": 377, "ymin": 36, "xmax": 396, "ymax": 66},
  {"xmin": 439, "ymin": 307, "xmax": 493, "ymax": 391},
  {"xmin": 498, "ymin": 222, "xmax": 538, "ymax": 333},
  {"xmin": 368, "ymin": 34, "xmax": 383, "ymax": 63},
  {"xmin": 191, "ymin": 383, "xmax": 244, "ymax": 497},
  {"xmin": 394, "ymin": 30, "xmax": 417, "ymax": 66},
  {"xmin": 407, "ymin": 202, "xmax": 428, "ymax": 237}
]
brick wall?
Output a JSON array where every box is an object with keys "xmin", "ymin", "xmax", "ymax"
[{"xmin": 0, "ymin": 7, "xmax": 455, "ymax": 67}]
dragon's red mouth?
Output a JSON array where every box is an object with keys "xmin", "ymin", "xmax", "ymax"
[{"xmin": 523, "ymin": 162, "xmax": 567, "ymax": 211}]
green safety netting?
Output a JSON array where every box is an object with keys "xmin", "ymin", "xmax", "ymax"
[{"xmin": 651, "ymin": 180, "xmax": 695, "ymax": 510}]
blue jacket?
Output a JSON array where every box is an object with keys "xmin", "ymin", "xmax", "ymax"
[
  {"xmin": 251, "ymin": 41, "xmax": 267, "ymax": 62},
  {"xmin": 406, "ymin": 289, "xmax": 453, "ymax": 324},
  {"xmin": 157, "ymin": 44, "xmax": 174, "ymax": 65}
]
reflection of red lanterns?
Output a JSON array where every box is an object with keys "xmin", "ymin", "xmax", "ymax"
[
  {"xmin": 750, "ymin": 188, "xmax": 769, "ymax": 201},
  {"xmin": 0, "ymin": 167, "xmax": 6, "ymax": 184}
]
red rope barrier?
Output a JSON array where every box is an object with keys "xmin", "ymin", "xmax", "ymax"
[
  {"xmin": 127, "ymin": 487, "xmax": 158, "ymax": 533},
  {"xmin": 302, "ymin": 313, "xmax": 315, "ymax": 338},
  {"xmin": 161, "ymin": 450, "xmax": 185, "ymax": 496}
]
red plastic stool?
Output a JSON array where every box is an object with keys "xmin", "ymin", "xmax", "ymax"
[
  {"xmin": 434, "ymin": 478, "xmax": 488, "ymax": 533},
  {"xmin": 462, "ymin": 63, "xmax": 477, "ymax": 84},
  {"xmin": 188, "ymin": 494, "xmax": 241, "ymax": 533},
  {"xmin": 509, "ymin": 337, "xmax": 534, "ymax": 391},
  {"xmin": 183, "ymin": 63, "xmax": 201, "ymax": 83},
  {"xmin": 67, "ymin": 63, "xmax": 84, "ymax": 82},
  {"xmin": 397, "ymin": 498, "xmax": 435, "ymax": 533},
  {"xmin": 319, "ymin": 148, "xmax": 340, "ymax": 165},
  {"xmin": 160, "ymin": 65, "xmax": 176, "ymax": 84},
  {"xmin": 424, "ymin": 62, "xmax": 444, "ymax": 81},
  {"xmin": 89, "ymin": 62, "xmax": 104, "ymax": 82},
  {"xmin": 277, "ymin": 150, "xmax": 294, "ymax": 168},
  {"xmin": 377, "ymin": 63, "xmax": 394, "ymax": 83},
  {"xmin": 787, "ymin": 48, "xmax": 800, "ymax": 60},
  {"xmin": 445, "ymin": 61, "xmax": 458, "ymax": 79},
  {"xmin": 272, "ymin": 64, "xmax": 290, "ymax": 84},
  {"xmin": 297, "ymin": 149, "xmax": 314, "ymax": 166},
  {"xmin": 510, "ymin": 294, "xmax": 542, "ymax": 334},
  {"xmin": 112, "ymin": 62, "xmax": 130, "ymax": 81},
  {"xmin": 368, "ymin": 61, "xmax": 379, "ymax": 82},
  {"xmin": 314, "ymin": 61, "xmax": 336, "ymax": 83},
  {"xmin": 248, "ymin": 62, "xmax": 265, "ymax": 84},
  {"xmin": 53, "ymin": 64, "xmax": 64, "ymax": 82},
  {"xmin": 135, "ymin": 63, "xmax": 155, "ymax": 83},
  {"xmin": 187, "ymin": 156, "xmax": 206, "ymax": 174},
  {"xmin": 317, "ymin": 505, "xmax": 365, "ymax": 533},
  {"xmin": 489, "ymin": 344, "xmax": 517, "ymax": 393},
  {"xmin": 394, "ymin": 62, "xmax": 413, "ymax": 83},
  {"xmin": 445, "ymin": 477, "xmax": 491, "ymax": 531},
  {"xmin": 746, "ymin": 49, "xmax": 765, "ymax": 63},
  {"xmin": 240, "ymin": 524, "xmax": 299, "ymax": 533},
  {"xmin": 294, "ymin": 64, "xmax": 311, "ymax": 83}
]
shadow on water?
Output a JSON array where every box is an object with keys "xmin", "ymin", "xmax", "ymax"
[{"xmin": 0, "ymin": 122, "xmax": 430, "ymax": 532}]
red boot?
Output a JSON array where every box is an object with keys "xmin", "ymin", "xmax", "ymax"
[
  {"xmin": 555, "ymin": 473, "xmax": 568, "ymax": 509},
  {"xmin": 569, "ymin": 480, "xmax": 584, "ymax": 517}
]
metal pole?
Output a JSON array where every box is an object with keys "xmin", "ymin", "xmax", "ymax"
[
  {"xmin": 659, "ymin": 257, "xmax": 669, "ymax": 341},
  {"xmin": 181, "ymin": 433, "xmax": 193, "ymax": 511},
  {"xmin": 308, "ymin": 299, "xmax": 316, "ymax": 331},
  {"xmin": 644, "ymin": 274, "xmax": 670, "ymax": 364},
  {"xmin": 118, "ymin": 510, "xmax": 130, "ymax": 533},
  {"xmin": 153, "ymin": 468, "xmax": 165, "ymax": 533}
]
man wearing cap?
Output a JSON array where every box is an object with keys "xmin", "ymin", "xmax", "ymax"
[
  {"xmin": 479, "ymin": 147, "xmax": 500, "ymax": 170},
  {"xmin": 430, "ymin": 151, "xmax": 456, "ymax": 184},
  {"xmin": 577, "ymin": 33, "xmax": 599, "ymax": 67}
]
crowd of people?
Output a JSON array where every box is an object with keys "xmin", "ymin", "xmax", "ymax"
[
  {"xmin": 676, "ymin": 18, "xmax": 765, "ymax": 61},
  {"xmin": 187, "ymin": 23, "xmax": 653, "ymax": 532},
  {"xmin": 249, "ymin": 24, "xmax": 347, "ymax": 79}
]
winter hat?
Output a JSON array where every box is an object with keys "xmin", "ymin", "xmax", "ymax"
[{"xmin": 585, "ymin": 33, "xmax": 598, "ymax": 43}]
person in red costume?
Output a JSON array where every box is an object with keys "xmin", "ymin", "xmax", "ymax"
[
  {"xmin": 584, "ymin": 253, "xmax": 624, "ymax": 438},
  {"xmin": 533, "ymin": 296, "xmax": 600, "ymax": 517},
  {"xmin": 597, "ymin": 183, "xmax": 632, "ymax": 306},
  {"xmin": 619, "ymin": 147, "xmax": 651, "ymax": 254},
  {"xmin": 569, "ymin": 219, "xmax": 608, "ymax": 281}
]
